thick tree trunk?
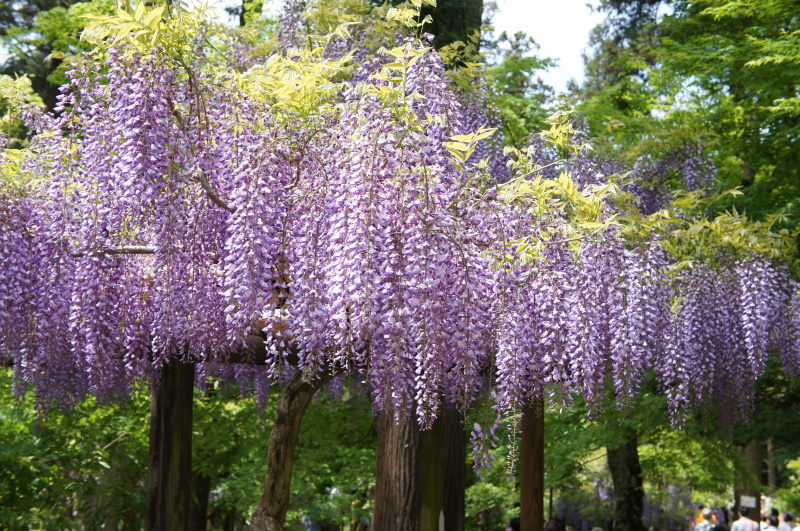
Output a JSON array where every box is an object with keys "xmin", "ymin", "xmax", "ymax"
[
  {"xmin": 423, "ymin": 0, "xmax": 484, "ymax": 49},
  {"xmin": 607, "ymin": 430, "xmax": 646, "ymax": 531},
  {"xmin": 734, "ymin": 438, "xmax": 763, "ymax": 517},
  {"xmin": 250, "ymin": 370, "xmax": 333, "ymax": 531},
  {"xmin": 442, "ymin": 406, "xmax": 466, "ymax": 531},
  {"xmin": 520, "ymin": 401, "xmax": 545, "ymax": 531},
  {"xmin": 373, "ymin": 412, "xmax": 422, "ymax": 531},
  {"xmin": 420, "ymin": 417, "xmax": 445, "ymax": 531},
  {"xmin": 146, "ymin": 361, "xmax": 196, "ymax": 531},
  {"xmin": 374, "ymin": 406, "xmax": 467, "ymax": 531}
]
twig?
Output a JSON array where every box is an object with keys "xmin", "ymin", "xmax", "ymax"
[
  {"xmin": 101, "ymin": 433, "xmax": 129, "ymax": 451},
  {"xmin": 505, "ymin": 160, "xmax": 571, "ymax": 184}
]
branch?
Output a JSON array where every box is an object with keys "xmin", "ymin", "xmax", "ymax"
[
  {"xmin": 71, "ymin": 245, "xmax": 156, "ymax": 258},
  {"xmin": 102, "ymin": 245, "xmax": 156, "ymax": 255},
  {"xmin": 193, "ymin": 167, "xmax": 236, "ymax": 214},
  {"xmin": 506, "ymin": 160, "xmax": 571, "ymax": 183},
  {"xmin": 101, "ymin": 433, "xmax": 129, "ymax": 451},
  {"xmin": 543, "ymin": 234, "xmax": 589, "ymax": 246},
  {"xmin": 167, "ymin": 96, "xmax": 235, "ymax": 214},
  {"xmin": 543, "ymin": 225, "xmax": 610, "ymax": 246}
]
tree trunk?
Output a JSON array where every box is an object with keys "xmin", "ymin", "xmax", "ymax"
[
  {"xmin": 442, "ymin": 406, "xmax": 466, "ymax": 531},
  {"xmin": 421, "ymin": 417, "xmax": 445, "ymax": 531},
  {"xmin": 373, "ymin": 412, "xmax": 422, "ymax": 531},
  {"xmin": 742, "ymin": 161, "xmax": 756, "ymax": 188},
  {"xmin": 250, "ymin": 370, "xmax": 333, "ymax": 531},
  {"xmin": 190, "ymin": 471, "xmax": 212, "ymax": 531},
  {"xmin": 767, "ymin": 438, "xmax": 776, "ymax": 492},
  {"xmin": 373, "ymin": 405, "xmax": 467, "ymax": 531},
  {"xmin": 606, "ymin": 430, "xmax": 646, "ymax": 531},
  {"xmin": 734, "ymin": 438, "xmax": 763, "ymax": 517},
  {"xmin": 521, "ymin": 401, "xmax": 545, "ymax": 531},
  {"xmin": 146, "ymin": 361, "xmax": 196, "ymax": 531}
]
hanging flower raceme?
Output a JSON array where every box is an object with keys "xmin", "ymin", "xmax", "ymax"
[{"xmin": 294, "ymin": 42, "xmax": 500, "ymax": 426}]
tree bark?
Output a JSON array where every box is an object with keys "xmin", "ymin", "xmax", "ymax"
[
  {"xmin": 734, "ymin": 438, "xmax": 763, "ymax": 517},
  {"xmin": 146, "ymin": 361, "xmax": 196, "ymax": 531},
  {"xmin": 190, "ymin": 471, "xmax": 212, "ymax": 531},
  {"xmin": 419, "ymin": 406, "xmax": 467, "ymax": 531},
  {"xmin": 421, "ymin": 417, "xmax": 445, "ymax": 531},
  {"xmin": 373, "ymin": 411, "xmax": 422, "ymax": 531},
  {"xmin": 521, "ymin": 401, "xmax": 545, "ymax": 531},
  {"xmin": 767, "ymin": 438, "xmax": 776, "ymax": 492},
  {"xmin": 250, "ymin": 370, "xmax": 334, "ymax": 531},
  {"xmin": 606, "ymin": 430, "xmax": 646, "ymax": 531},
  {"xmin": 373, "ymin": 405, "xmax": 467, "ymax": 531},
  {"xmin": 442, "ymin": 406, "xmax": 466, "ymax": 531}
]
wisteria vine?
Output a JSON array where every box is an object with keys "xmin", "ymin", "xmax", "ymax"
[{"xmin": 0, "ymin": 0, "xmax": 798, "ymax": 474}]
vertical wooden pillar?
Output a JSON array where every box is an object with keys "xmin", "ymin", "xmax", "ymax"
[
  {"xmin": 146, "ymin": 361, "xmax": 195, "ymax": 531},
  {"xmin": 521, "ymin": 400, "xmax": 545, "ymax": 531},
  {"xmin": 420, "ymin": 418, "xmax": 445, "ymax": 531},
  {"xmin": 373, "ymin": 412, "xmax": 422, "ymax": 531},
  {"xmin": 374, "ymin": 405, "xmax": 467, "ymax": 531},
  {"xmin": 442, "ymin": 406, "xmax": 466, "ymax": 531}
]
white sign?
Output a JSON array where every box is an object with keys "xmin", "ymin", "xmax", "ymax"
[{"xmin": 740, "ymin": 496, "xmax": 757, "ymax": 509}]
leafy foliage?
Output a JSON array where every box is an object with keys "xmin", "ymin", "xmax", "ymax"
[
  {"xmin": 1, "ymin": 0, "xmax": 113, "ymax": 109},
  {"xmin": 288, "ymin": 383, "xmax": 377, "ymax": 528},
  {"xmin": 485, "ymin": 31, "xmax": 555, "ymax": 147},
  {"xmin": 0, "ymin": 369, "xmax": 149, "ymax": 530}
]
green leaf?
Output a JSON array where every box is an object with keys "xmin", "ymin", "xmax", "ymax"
[
  {"xmin": 143, "ymin": 5, "xmax": 165, "ymax": 29},
  {"xmin": 113, "ymin": 21, "xmax": 141, "ymax": 43}
]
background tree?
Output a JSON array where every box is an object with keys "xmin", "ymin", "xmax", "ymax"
[
  {"xmin": 0, "ymin": 0, "xmax": 109, "ymax": 110},
  {"xmin": 659, "ymin": 0, "xmax": 800, "ymax": 219},
  {"xmin": 485, "ymin": 31, "xmax": 555, "ymax": 148},
  {"xmin": 578, "ymin": 0, "xmax": 800, "ymax": 223}
]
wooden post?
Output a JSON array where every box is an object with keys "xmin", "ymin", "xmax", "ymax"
[
  {"xmin": 373, "ymin": 412, "xmax": 422, "ymax": 531},
  {"xmin": 420, "ymin": 418, "xmax": 445, "ymax": 531},
  {"xmin": 146, "ymin": 361, "xmax": 196, "ymax": 531},
  {"xmin": 375, "ymin": 405, "xmax": 467, "ymax": 531},
  {"xmin": 521, "ymin": 400, "xmax": 545, "ymax": 531}
]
